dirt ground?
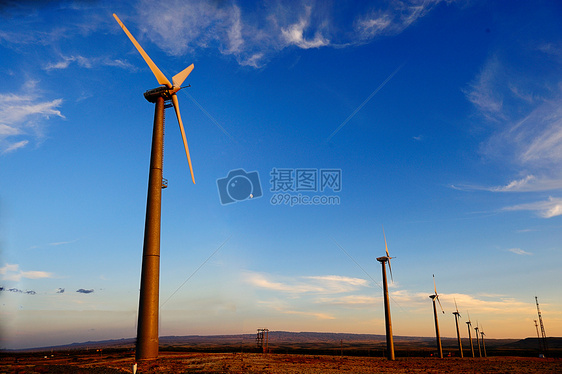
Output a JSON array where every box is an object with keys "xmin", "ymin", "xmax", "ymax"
[{"xmin": 2, "ymin": 352, "xmax": 562, "ymax": 373}]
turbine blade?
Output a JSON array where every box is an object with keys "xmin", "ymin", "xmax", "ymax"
[
  {"xmin": 113, "ymin": 14, "xmax": 172, "ymax": 89},
  {"xmin": 172, "ymin": 64, "xmax": 194, "ymax": 88},
  {"xmin": 382, "ymin": 226, "xmax": 393, "ymax": 282},
  {"xmin": 171, "ymin": 93, "xmax": 195, "ymax": 184},
  {"xmin": 433, "ymin": 274, "xmax": 437, "ymax": 295},
  {"xmin": 454, "ymin": 298, "xmax": 460, "ymax": 315},
  {"xmin": 383, "ymin": 225, "xmax": 390, "ymax": 257},
  {"xmin": 437, "ymin": 295, "xmax": 444, "ymax": 314}
]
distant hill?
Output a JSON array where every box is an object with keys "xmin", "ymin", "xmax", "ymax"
[
  {"xmin": 6, "ymin": 332, "xmax": 560, "ymax": 357},
  {"xmin": 499, "ymin": 337, "xmax": 562, "ymax": 350}
]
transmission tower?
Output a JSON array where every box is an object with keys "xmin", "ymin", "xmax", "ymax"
[
  {"xmin": 256, "ymin": 328, "xmax": 269, "ymax": 353},
  {"xmin": 535, "ymin": 296, "xmax": 548, "ymax": 354}
]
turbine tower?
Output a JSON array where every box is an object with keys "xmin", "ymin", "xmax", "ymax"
[
  {"xmin": 429, "ymin": 275, "xmax": 444, "ymax": 359},
  {"xmin": 376, "ymin": 227, "xmax": 395, "ymax": 361},
  {"xmin": 480, "ymin": 325, "xmax": 487, "ymax": 357},
  {"xmin": 452, "ymin": 299, "xmax": 463, "ymax": 358},
  {"xmin": 466, "ymin": 312, "xmax": 475, "ymax": 358},
  {"xmin": 474, "ymin": 322, "xmax": 482, "ymax": 357},
  {"xmin": 113, "ymin": 14, "xmax": 196, "ymax": 361}
]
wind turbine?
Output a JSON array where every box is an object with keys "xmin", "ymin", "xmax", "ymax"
[
  {"xmin": 480, "ymin": 325, "xmax": 487, "ymax": 357},
  {"xmin": 474, "ymin": 322, "xmax": 482, "ymax": 357},
  {"xmin": 376, "ymin": 227, "xmax": 395, "ymax": 360},
  {"xmin": 466, "ymin": 312, "xmax": 475, "ymax": 358},
  {"xmin": 429, "ymin": 274, "xmax": 444, "ymax": 358},
  {"xmin": 113, "ymin": 13, "xmax": 196, "ymax": 361},
  {"xmin": 452, "ymin": 298, "xmax": 463, "ymax": 358}
]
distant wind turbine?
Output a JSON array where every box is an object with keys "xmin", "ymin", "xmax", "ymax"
[
  {"xmin": 429, "ymin": 274, "xmax": 444, "ymax": 359},
  {"xmin": 466, "ymin": 311, "xmax": 475, "ymax": 358},
  {"xmin": 480, "ymin": 325, "xmax": 487, "ymax": 357},
  {"xmin": 474, "ymin": 322, "xmax": 482, "ymax": 357},
  {"xmin": 376, "ymin": 227, "xmax": 395, "ymax": 360},
  {"xmin": 113, "ymin": 13, "xmax": 196, "ymax": 362},
  {"xmin": 452, "ymin": 298, "xmax": 463, "ymax": 358}
]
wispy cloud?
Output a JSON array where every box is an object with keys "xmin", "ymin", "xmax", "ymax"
[
  {"xmin": 48, "ymin": 239, "xmax": 78, "ymax": 246},
  {"xmin": 257, "ymin": 300, "xmax": 335, "ymax": 320},
  {"xmin": 442, "ymin": 293, "xmax": 535, "ymax": 315},
  {"xmin": 507, "ymin": 248, "xmax": 532, "ymax": 256},
  {"xmin": 0, "ymin": 263, "xmax": 54, "ymax": 282},
  {"xmin": 135, "ymin": 0, "xmax": 443, "ymax": 68},
  {"xmin": 452, "ymin": 175, "xmax": 562, "ymax": 193},
  {"xmin": 317, "ymin": 294, "xmax": 379, "ymax": 307},
  {"xmin": 464, "ymin": 56, "xmax": 506, "ymax": 122},
  {"xmin": 245, "ymin": 272, "xmax": 368, "ymax": 294},
  {"xmin": 280, "ymin": 5, "xmax": 329, "ymax": 49},
  {"xmin": 354, "ymin": 0, "xmax": 443, "ymax": 41},
  {"xmin": 0, "ymin": 81, "xmax": 64, "ymax": 154},
  {"xmin": 76, "ymin": 288, "xmax": 94, "ymax": 294},
  {"xmin": 502, "ymin": 197, "xmax": 562, "ymax": 218},
  {"xmin": 43, "ymin": 55, "xmax": 136, "ymax": 71},
  {"xmin": 461, "ymin": 44, "xmax": 562, "ymax": 196}
]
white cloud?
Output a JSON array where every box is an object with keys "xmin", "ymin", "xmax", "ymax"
[
  {"xmin": 354, "ymin": 0, "xmax": 442, "ymax": 41},
  {"xmin": 280, "ymin": 6, "xmax": 329, "ymax": 49},
  {"xmin": 503, "ymin": 197, "xmax": 562, "ymax": 218},
  {"xmin": 491, "ymin": 175, "xmax": 536, "ymax": 192},
  {"xmin": 0, "ymin": 263, "xmax": 54, "ymax": 282},
  {"xmin": 134, "ymin": 0, "xmax": 443, "ymax": 68},
  {"xmin": 442, "ymin": 293, "xmax": 535, "ymax": 315},
  {"xmin": 257, "ymin": 300, "xmax": 336, "ymax": 320},
  {"xmin": 44, "ymin": 55, "xmax": 136, "ymax": 71},
  {"xmin": 0, "ymin": 83, "xmax": 64, "ymax": 154},
  {"xmin": 3, "ymin": 140, "xmax": 29, "ymax": 153},
  {"xmin": 464, "ymin": 56, "xmax": 505, "ymax": 121},
  {"xmin": 453, "ymin": 175, "xmax": 562, "ymax": 193},
  {"xmin": 355, "ymin": 13, "xmax": 392, "ymax": 39},
  {"xmin": 461, "ymin": 45, "xmax": 562, "ymax": 196},
  {"xmin": 245, "ymin": 272, "xmax": 368, "ymax": 294},
  {"xmin": 317, "ymin": 295, "xmax": 379, "ymax": 306},
  {"xmin": 280, "ymin": 309, "xmax": 335, "ymax": 320},
  {"xmin": 507, "ymin": 248, "xmax": 532, "ymax": 256}
]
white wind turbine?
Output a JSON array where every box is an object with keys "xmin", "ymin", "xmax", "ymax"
[
  {"xmin": 474, "ymin": 321, "xmax": 482, "ymax": 357},
  {"xmin": 113, "ymin": 13, "xmax": 196, "ymax": 361},
  {"xmin": 376, "ymin": 227, "xmax": 395, "ymax": 360},
  {"xmin": 480, "ymin": 324, "xmax": 487, "ymax": 357},
  {"xmin": 452, "ymin": 298, "xmax": 464, "ymax": 358},
  {"xmin": 466, "ymin": 311, "xmax": 475, "ymax": 357},
  {"xmin": 429, "ymin": 274, "xmax": 444, "ymax": 358}
]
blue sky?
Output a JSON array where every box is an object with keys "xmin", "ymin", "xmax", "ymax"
[{"xmin": 1, "ymin": 0, "xmax": 561, "ymax": 349}]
